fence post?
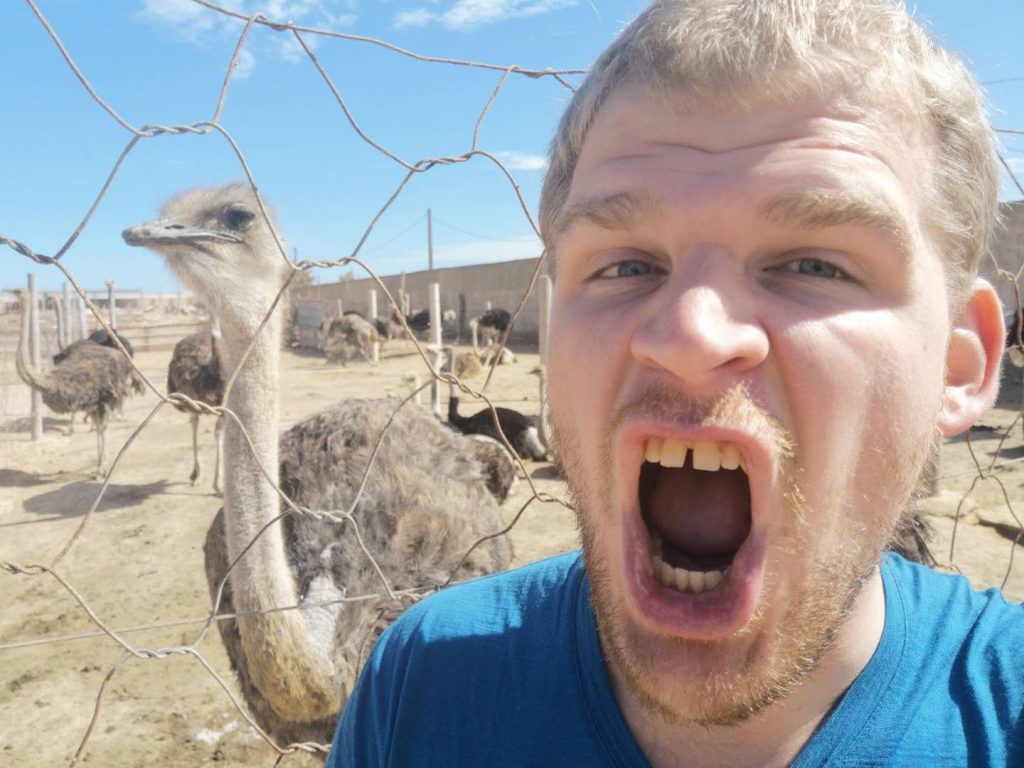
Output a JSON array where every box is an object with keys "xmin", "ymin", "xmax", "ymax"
[
  {"xmin": 77, "ymin": 293, "xmax": 88, "ymax": 339},
  {"xmin": 335, "ymin": 298, "xmax": 344, "ymax": 318},
  {"xmin": 62, "ymin": 282, "xmax": 75, "ymax": 341},
  {"xmin": 429, "ymin": 283, "xmax": 442, "ymax": 419},
  {"xmin": 368, "ymin": 289, "xmax": 380, "ymax": 363},
  {"xmin": 539, "ymin": 275, "xmax": 553, "ymax": 365},
  {"xmin": 106, "ymin": 279, "xmax": 117, "ymax": 329},
  {"xmin": 28, "ymin": 274, "xmax": 43, "ymax": 441},
  {"xmin": 51, "ymin": 293, "xmax": 66, "ymax": 351}
]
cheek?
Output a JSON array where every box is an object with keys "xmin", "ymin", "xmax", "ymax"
[
  {"xmin": 547, "ymin": 301, "xmax": 634, "ymax": 451},
  {"xmin": 778, "ymin": 313, "xmax": 944, "ymax": 501}
]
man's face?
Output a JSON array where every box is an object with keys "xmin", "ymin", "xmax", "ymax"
[{"xmin": 547, "ymin": 82, "xmax": 950, "ymax": 724}]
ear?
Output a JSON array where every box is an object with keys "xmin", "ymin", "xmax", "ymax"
[{"xmin": 938, "ymin": 278, "xmax": 1005, "ymax": 437}]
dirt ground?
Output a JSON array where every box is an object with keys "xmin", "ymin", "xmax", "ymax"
[{"xmin": 1, "ymin": 333, "xmax": 1023, "ymax": 768}]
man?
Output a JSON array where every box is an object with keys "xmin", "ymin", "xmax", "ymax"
[{"xmin": 327, "ymin": 1, "xmax": 1023, "ymax": 765}]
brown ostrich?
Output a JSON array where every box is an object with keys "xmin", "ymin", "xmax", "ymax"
[
  {"xmin": 167, "ymin": 325, "xmax": 225, "ymax": 493},
  {"xmin": 15, "ymin": 293, "xmax": 144, "ymax": 476},
  {"xmin": 122, "ymin": 183, "xmax": 513, "ymax": 748}
]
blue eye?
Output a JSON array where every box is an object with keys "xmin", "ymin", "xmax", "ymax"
[
  {"xmin": 597, "ymin": 260, "xmax": 656, "ymax": 279},
  {"xmin": 781, "ymin": 257, "xmax": 845, "ymax": 280}
]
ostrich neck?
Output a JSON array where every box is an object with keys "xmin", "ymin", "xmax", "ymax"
[
  {"xmin": 15, "ymin": 295, "xmax": 51, "ymax": 393},
  {"xmin": 218, "ymin": 310, "xmax": 344, "ymax": 720},
  {"xmin": 218, "ymin": 314, "xmax": 286, "ymax": 596}
]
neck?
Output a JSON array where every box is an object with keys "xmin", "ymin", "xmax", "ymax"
[
  {"xmin": 616, "ymin": 568, "xmax": 885, "ymax": 768},
  {"xmin": 218, "ymin": 307, "xmax": 344, "ymax": 721},
  {"xmin": 15, "ymin": 295, "xmax": 50, "ymax": 393}
]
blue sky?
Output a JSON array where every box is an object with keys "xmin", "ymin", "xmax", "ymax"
[{"xmin": 3, "ymin": 0, "xmax": 1023, "ymax": 294}]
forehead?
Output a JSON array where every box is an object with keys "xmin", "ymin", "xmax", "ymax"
[{"xmin": 561, "ymin": 82, "xmax": 935, "ymax": 246}]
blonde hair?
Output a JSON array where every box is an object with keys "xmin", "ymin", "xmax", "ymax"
[{"xmin": 539, "ymin": 0, "xmax": 998, "ymax": 303}]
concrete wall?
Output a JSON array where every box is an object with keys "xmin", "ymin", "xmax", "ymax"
[{"xmin": 297, "ymin": 257, "xmax": 549, "ymax": 343}]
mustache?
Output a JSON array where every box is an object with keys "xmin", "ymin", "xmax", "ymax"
[{"xmin": 607, "ymin": 381, "xmax": 795, "ymax": 459}]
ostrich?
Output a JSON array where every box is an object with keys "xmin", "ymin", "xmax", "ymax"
[
  {"xmin": 445, "ymin": 353, "xmax": 547, "ymax": 461},
  {"xmin": 474, "ymin": 307, "xmax": 511, "ymax": 347},
  {"xmin": 323, "ymin": 314, "xmax": 379, "ymax": 365},
  {"xmin": 15, "ymin": 293, "xmax": 144, "ymax": 475},
  {"xmin": 469, "ymin": 318, "xmax": 515, "ymax": 367},
  {"xmin": 167, "ymin": 324, "xmax": 226, "ymax": 493},
  {"xmin": 122, "ymin": 183, "xmax": 513, "ymax": 747},
  {"xmin": 53, "ymin": 328, "xmax": 135, "ymax": 365}
]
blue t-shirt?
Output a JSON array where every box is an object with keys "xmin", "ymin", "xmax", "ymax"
[{"xmin": 326, "ymin": 552, "xmax": 1024, "ymax": 767}]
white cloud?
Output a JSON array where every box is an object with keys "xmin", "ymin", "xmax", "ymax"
[
  {"xmin": 493, "ymin": 150, "xmax": 546, "ymax": 171},
  {"xmin": 138, "ymin": 0, "xmax": 355, "ymax": 66},
  {"xmin": 234, "ymin": 46, "xmax": 257, "ymax": 79},
  {"xmin": 394, "ymin": 0, "xmax": 578, "ymax": 31}
]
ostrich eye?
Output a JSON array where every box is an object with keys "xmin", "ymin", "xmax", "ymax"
[{"xmin": 223, "ymin": 205, "xmax": 256, "ymax": 230}]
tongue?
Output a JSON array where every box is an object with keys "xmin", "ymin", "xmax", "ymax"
[{"xmin": 645, "ymin": 466, "xmax": 751, "ymax": 556}]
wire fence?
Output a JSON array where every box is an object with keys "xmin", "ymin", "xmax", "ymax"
[{"xmin": 1, "ymin": 1, "xmax": 1022, "ymax": 765}]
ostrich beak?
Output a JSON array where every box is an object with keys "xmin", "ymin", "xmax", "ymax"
[{"xmin": 122, "ymin": 219, "xmax": 243, "ymax": 247}]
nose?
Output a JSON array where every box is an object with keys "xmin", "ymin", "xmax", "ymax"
[{"xmin": 630, "ymin": 263, "xmax": 768, "ymax": 390}]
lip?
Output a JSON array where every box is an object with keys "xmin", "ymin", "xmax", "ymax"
[{"xmin": 615, "ymin": 420, "xmax": 775, "ymax": 639}]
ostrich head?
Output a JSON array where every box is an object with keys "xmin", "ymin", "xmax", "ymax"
[{"xmin": 122, "ymin": 184, "xmax": 291, "ymax": 331}]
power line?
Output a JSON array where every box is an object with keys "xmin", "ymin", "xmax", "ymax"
[
  {"xmin": 982, "ymin": 76, "xmax": 1024, "ymax": 86},
  {"xmin": 363, "ymin": 213, "xmax": 427, "ymax": 255},
  {"xmin": 432, "ymin": 216, "xmax": 540, "ymax": 243}
]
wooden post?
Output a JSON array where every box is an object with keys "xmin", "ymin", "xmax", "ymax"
[
  {"xmin": 62, "ymin": 283, "xmax": 75, "ymax": 341},
  {"xmin": 427, "ymin": 209, "xmax": 434, "ymax": 272},
  {"xmin": 429, "ymin": 283, "xmax": 442, "ymax": 419},
  {"xmin": 539, "ymin": 275, "xmax": 553, "ymax": 364},
  {"xmin": 77, "ymin": 293, "xmax": 88, "ymax": 339},
  {"xmin": 336, "ymin": 298, "xmax": 344, "ymax": 318},
  {"xmin": 51, "ymin": 293, "xmax": 66, "ymax": 350},
  {"xmin": 105, "ymin": 279, "xmax": 117, "ymax": 329},
  {"xmin": 368, "ymin": 289, "xmax": 379, "ymax": 363},
  {"xmin": 486, "ymin": 300, "xmax": 492, "ymax": 311},
  {"xmin": 28, "ymin": 274, "xmax": 43, "ymax": 441}
]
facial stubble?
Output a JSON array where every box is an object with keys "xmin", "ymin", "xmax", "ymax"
[{"xmin": 551, "ymin": 382, "xmax": 919, "ymax": 727}]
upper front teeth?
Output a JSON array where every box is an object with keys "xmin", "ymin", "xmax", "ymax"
[{"xmin": 644, "ymin": 437, "xmax": 746, "ymax": 473}]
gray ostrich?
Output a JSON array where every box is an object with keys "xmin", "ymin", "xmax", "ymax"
[
  {"xmin": 15, "ymin": 293, "xmax": 144, "ymax": 476},
  {"xmin": 323, "ymin": 314, "xmax": 379, "ymax": 365},
  {"xmin": 167, "ymin": 325, "xmax": 225, "ymax": 493},
  {"xmin": 122, "ymin": 184, "xmax": 513, "ymax": 748}
]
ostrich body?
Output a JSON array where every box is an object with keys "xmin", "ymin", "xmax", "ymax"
[
  {"xmin": 446, "ymin": 356, "xmax": 547, "ymax": 461},
  {"xmin": 123, "ymin": 184, "xmax": 513, "ymax": 747},
  {"xmin": 323, "ymin": 315, "xmax": 379, "ymax": 365},
  {"xmin": 16, "ymin": 296, "xmax": 144, "ymax": 475},
  {"xmin": 167, "ymin": 328, "xmax": 226, "ymax": 493},
  {"xmin": 470, "ymin": 319, "xmax": 515, "ymax": 367},
  {"xmin": 53, "ymin": 329, "xmax": 135, "ymax": 365},
  {"xmin": 475, "ymin": 307, "xmax": 511, "ymax": 347}
]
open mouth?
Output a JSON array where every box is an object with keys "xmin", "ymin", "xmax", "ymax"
[{"xmin": 638, "ymin": 437, "xmax": 752, "ymax": 596}]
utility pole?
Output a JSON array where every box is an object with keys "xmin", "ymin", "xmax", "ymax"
[{"xmin": 427, "ymin": 208, "xmax": 434, "ymax": 272}]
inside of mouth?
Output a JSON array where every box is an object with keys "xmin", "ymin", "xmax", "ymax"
[{"xmin": 639, "ymin": 454, "xmax": 752, "ymax": 573}]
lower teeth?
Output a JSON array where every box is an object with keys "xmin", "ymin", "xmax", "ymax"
[{"xmin": 653, "ymin": 554, "xmax": 726, "ymax": 593}]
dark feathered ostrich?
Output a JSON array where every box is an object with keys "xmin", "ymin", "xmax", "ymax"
[
  {"xmin": 16, "ymin": 294, "xmax": 144, "ymax": 476},
  {"xmin": 123, "ymin": 183, "xmax": 513, "ymax": 749},
  {"xmin": 167, "ymin": 327, "xmax": 225, "ymax": 493},
  {"xmin": 474, "ymin": 307, "xmax": 511, "ymax": 347},
  {"xmin": 53, "ymin": 328, "xmax": 136, "ymax": 365},
  {"xmin": 445, "ymin": 353, "xmax": 547, "ymax": 461}
]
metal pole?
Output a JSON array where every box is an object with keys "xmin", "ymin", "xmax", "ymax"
[
  {"xmin": 427, "ymin": 209, "xmax": 433, "ymax": 272},
  {"xmin": 28, "ymin": 274, "xmax": 43, "ymax": 441},
  {"xmin": 429, "ymin": 283, "xmax": 442, "ymax": 419},
  {"xmin": 105, "ymin": 279, "xmax": 117, "ymax": 329},
  {"xmin": 539, "ymin": 275, "xmax": 553, "ymax": 364}
]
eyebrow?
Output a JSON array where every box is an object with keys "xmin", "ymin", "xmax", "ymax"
[
  {"xmin": 759, "ymin": 189, "xmax": 912, "ymax": 253},
  {"xmin": 554, "ymin": 191, "xmax": 662, "ymax": 236}
]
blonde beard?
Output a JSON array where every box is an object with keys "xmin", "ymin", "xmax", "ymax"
[{"xmin": 551, "ymin": 382, "xmax": 928, "ymax": 726}]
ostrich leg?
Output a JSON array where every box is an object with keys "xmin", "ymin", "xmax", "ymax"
[{"xmin": 189, "ymin": 413, "xmax": 202, "ymax": 484}]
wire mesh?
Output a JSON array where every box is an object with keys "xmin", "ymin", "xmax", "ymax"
[{"xmin": 1, "ymin": 1, "xmax": 1022, "ymax": 765}]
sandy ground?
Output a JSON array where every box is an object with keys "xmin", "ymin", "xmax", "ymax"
[{"xmin": 1, "ymin": 337, "xmax": 1023, "ymax": 767}]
